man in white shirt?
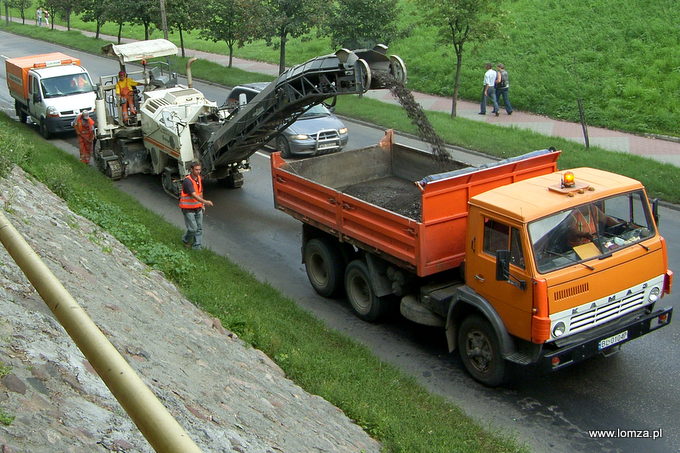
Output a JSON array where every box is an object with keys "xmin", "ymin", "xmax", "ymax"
[{"xmin": 480, "ymin": 63, "xmax": 499, "ymax": 116}]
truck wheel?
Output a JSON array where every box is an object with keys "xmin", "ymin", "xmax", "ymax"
[
  {"xmin": 344, "ymin": 259, "xmax": 387, "ymax": 322},
  {"xmin": 39, "ymin": 119, "xmax": 51, "ymax": 139},
  {"xmin": 304, "ymin": 238, "xmax": 344, "ymax": 298},
  {"xmin": 457, "ymin": 315, "xmax": 507, "ymax": 387},
  {"xmin": 277, "ymin": 136, "xmax": 292, "ymax": 159},
  {"xmin": 221, "ymin": 171, "xmax": 244, "ymax": 189}
]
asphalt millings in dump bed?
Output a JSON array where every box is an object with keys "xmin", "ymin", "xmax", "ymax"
[{"xmin": 375, "ymin": 73, "xmax": 450, "ymax": 166}]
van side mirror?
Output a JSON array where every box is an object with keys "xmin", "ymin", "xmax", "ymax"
[
  {"xmin": 651, "ymin": 198, "xmax": 659, "ymax": 226},
  {"xmin": 496, "ymin": 250, "xmax": 511, "ymax": 281},
  {"xmin": 33, "ymin": 93, "xmax": 41, "ymax": 102}
]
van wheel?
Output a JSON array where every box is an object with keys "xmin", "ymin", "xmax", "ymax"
[
  {"xmin": 344, "ymin": 259, "xmax": 387, "ymax": 322},
  {"xmin": 39, "ymin": 119, "xmax": 51, "ymax": 139},
  {"xmin": 457, "ymin": 315, "xmax": 507, "ymax": 386},
  {"xmin": 304, "ymin": 238, "xmax": 344, "ymax": 298}
]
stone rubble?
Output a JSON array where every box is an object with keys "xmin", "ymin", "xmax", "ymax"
[{"xmin": 0, "ymin": 167, "xmax": 380, "ymax": 453}]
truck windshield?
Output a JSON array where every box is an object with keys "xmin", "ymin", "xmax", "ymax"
[
  {"xmin": 41, "ymin": 74, "xmax": 94, "ymax": 98},
  {"xmin": 529, "ymin": 190, "xmax": 655, "ymax": 273}
]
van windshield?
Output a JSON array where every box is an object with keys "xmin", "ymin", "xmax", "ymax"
[
  {"xmin": 41, "ymin": 73, "xmax": 94, "ymax": 98},
  {"xmin": 529, "ymin": 190, "xmax": 655, "ymax": 273}
]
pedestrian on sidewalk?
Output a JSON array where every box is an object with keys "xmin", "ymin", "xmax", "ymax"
[
  {"xmin": 73, "ymin": 110, "xmax": 96, "ymax": 164},
  {"xmin": 179, "ymin": 162, "xmax": 214, "ymax": 250},
  {"xmin": 480, "ymin": 63, "xmax": 499, "ymax": 116},
  {"xmin": 495, "ymin": 63, "xmax": 513, "ymax": 115},
  {"xmin": 44, "ymin": 9, "xmax": 49, "ymax": 26},
  {"xmin": 36, "ymin": 7, "xmax": 43, "ymax": 26}
]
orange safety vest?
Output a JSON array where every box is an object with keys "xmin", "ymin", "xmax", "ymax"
[
  {"xmin": 74, "ymin": 114, "xmax": 95, "ymax": 140},
  {"xmin": 179, "ymin": 175, "xmax": 204, "ymax": 210}
]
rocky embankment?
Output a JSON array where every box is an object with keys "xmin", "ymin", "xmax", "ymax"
[{"xmin": 0, "ymin": 167, "xmax": 380, "ymax": 453}]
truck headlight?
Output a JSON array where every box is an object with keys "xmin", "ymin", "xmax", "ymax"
[
  {"xmin": 46, "ymin": 106, "xmax": 59, "ymax": 118},
  {"xmin": 552, "ymin": 322, "xmax": 566, "ymax": 338},
  {"xmin": 648, "ymin": 287, "xmax": 661, "ymax": 303}
]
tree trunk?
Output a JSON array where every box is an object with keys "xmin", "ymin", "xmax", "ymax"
[
  {"xmin": 228, "ymin": 42, "xmax": 233, "ymax": 68},
  {"xmin": 4, "ymin": 4, "xmax": 8, "ymax": 26},
  {"xmin": 66, "ymin": 10, "xmax": 70, "ymax": 30},
  {"xmin": 451, "ymin": 52, "xmax": 463, "ymax": 117},
  {"xmin": 21, "ymin": 9, "xmax": 25, "ymax": 24},
  {"xmin": 179, "ymin": 26, "xmax": 185, "ymax": 58},
  {"xmin": 278, "ymin": 26, "xmax": 287, "ymax": 75},
  {"xmin": 96, "ymin": 20, "xmax": 101, "ymax": 39},
  {"xmin": 117, "ymin": 22, "xmax": 122, "ymax": 44},
  {"xmin": 144, "ymin": 23, "xmax": 149, "ymax": 40}
]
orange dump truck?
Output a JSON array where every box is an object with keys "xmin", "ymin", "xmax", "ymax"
[
  {"xmin": 271, "ymin": 136, "xmax": 673, "ymax": 385},
  {"xmin": 5, "ymin": 52, "xmax": 95, "ymax": 138}
]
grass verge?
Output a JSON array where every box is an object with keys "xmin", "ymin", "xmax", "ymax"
[
  {"xmin": 2, "ymin": 21, "xmax": 679, "ymax": 204},
  {"xmin": 0, "ymin": 114, "xmax": 527, "ymax": 452}
]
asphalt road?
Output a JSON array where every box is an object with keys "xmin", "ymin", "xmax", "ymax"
[{"xmin": 1, "ymin": 31, "xmax": 678, "ymax": 453}]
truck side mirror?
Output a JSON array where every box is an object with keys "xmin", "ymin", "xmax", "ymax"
[
  {"xmin": 238, "ymin": 93, "xmax": 247, "ymax": 108},
  {"xmin": 495, "ymin": 250, "xmax": 511, "ymax": 281},
  {"xmin": 651, "ymin": 198, "xmax": 659, "ymax": 226}
]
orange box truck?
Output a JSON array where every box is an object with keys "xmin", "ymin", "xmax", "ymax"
[
  {"xmin": 271, "ymin": 134, "xmax": 673, "ymax": 385},
  {"xmin": 5, "ymin": 52, "xmax": 95, "ymax": 138}
]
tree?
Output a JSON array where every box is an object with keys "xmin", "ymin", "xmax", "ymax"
[
  {"xmin": 165, "ymin": 0, "xmax": 202, "ymax": 57},
  {"xmin": 77, "ymin": 0, "xmax": 110, "ymax": 38},
  {"xmin": 129, "ymin": 0, "xmax": 158, "ymax": 40},
  {"xmin": 254, "ymin": 0, "xmax": 325, "ymax": 74},
  {"xmin": 416, "ymin": 0, "xmax": 505, "ymax": 117},
  {"xmin": 199, "ymin": 0, "xmax": 257, "ymax": 67},
  {"xmin": 323, "ymin": 0, "xmax": 405, "ymax": 50},
  {"xmin": 9, "ymin": 0, "xmax": 33, "ymax": 24}
]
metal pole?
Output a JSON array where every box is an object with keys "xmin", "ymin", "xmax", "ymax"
[
  {"xmin": 0, "ymin": 211, "xmax": 202, "ymax": 453},
  {"xmin": 577, "ymin": 98, "xmax": 590, "ymax": 149}
]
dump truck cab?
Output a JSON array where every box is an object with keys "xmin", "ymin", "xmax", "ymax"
[{"xmin": 463, "ymin": 167, "xmax": 673, "ymax": 382}]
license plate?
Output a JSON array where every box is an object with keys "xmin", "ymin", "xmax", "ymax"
[{"xmin": 598, "ymin": 331, "xmax": 628, "ymax": 350}]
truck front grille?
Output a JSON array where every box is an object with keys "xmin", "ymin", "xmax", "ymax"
[{"xmin": 569, "ymin": 289, "xmax": 646, "ymax": 331}]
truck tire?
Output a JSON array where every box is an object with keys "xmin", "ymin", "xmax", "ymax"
[
  {"xmin": 303, "ymin": 238, "xmax": 344, "ymax": 298},
  {"xmin": 39, "ymin": 118, "xmax": 51, "ymax": 139},
  {"xmin": 457, "ymin": 315, "xmax": 507, "ymax": 387},
  {"xmin": 344, "ymin": 259, "xmax": 387, "ymax": 322}
]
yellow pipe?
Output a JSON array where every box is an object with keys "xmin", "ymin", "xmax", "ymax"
[{"xmin": 0, "ymin": 210, "xmax": 202, "ymax": 453}]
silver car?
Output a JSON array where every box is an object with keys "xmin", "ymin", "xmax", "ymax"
[{"xmin": 225, "ymin": 83, "xmax": 349, "ymax": 158}]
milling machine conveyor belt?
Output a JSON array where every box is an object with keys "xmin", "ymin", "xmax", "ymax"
[{"xmin": 200, "ymin": 46, "xmax": 406, "ymax": 174}]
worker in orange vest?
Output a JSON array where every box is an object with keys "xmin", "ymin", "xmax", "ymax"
[
  {"xmin": 179, "ymin": 161, "xmax": 214, "ymax": 250},
  {"xmin": 115, "ymin": 70, "xmax": 140, "ymax": 124},
  {"xmin": 73, "ymin": 110, "xmax": 95, "ymax": 164}
]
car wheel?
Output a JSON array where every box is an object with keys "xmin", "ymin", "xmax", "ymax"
[
  {"xmin": 277, "ymin": 136, "xmax": 292, "ymax": 159},
  {"xmin": 344, "ymin": 259, "xmax": 388, "ymax": 322},
  {"xmin": 39, "ymin": 118, "xmax": 51, "ymax": 139},
  {"xmin": 304, "ymin": 237, "xmax": 344, "ymax": 298},
  {"xmin": 457, "ymin": 315, "xmax": 507, "ymax": 386}
]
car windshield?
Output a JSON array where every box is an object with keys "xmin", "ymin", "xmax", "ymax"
[
  {"xmin": 529, "ymin": 190, "xmax": 655, "ymax": 273},
  {"xmin": 41, "ymin": 73, "xmax": 94, "ymax": 98},
  {"xmin": 299, "ymin": 104, "xmax": 331, "ymax": 118}
]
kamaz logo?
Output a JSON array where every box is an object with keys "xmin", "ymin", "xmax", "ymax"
[{"xmin": 608, "ymin": 282, "xmax": 646, "ymax": 303}]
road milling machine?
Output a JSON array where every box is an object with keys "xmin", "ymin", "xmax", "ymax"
[{"xmin": 92, "ymin": 39, "xmax": 406, "ymax": 196}]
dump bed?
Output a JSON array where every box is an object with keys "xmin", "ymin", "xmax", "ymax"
[
  {"xmin": 271, "ymin": 141, "xmax": 559, "ymax": 277},
  {"xmin": 5, "ymin": 53, "xmax": 82, "ymax": 100}
]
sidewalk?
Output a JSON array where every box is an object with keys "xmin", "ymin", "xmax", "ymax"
[{"xmin": 17, "ymin": 19, "xmax": 680, "ymax": 167}]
